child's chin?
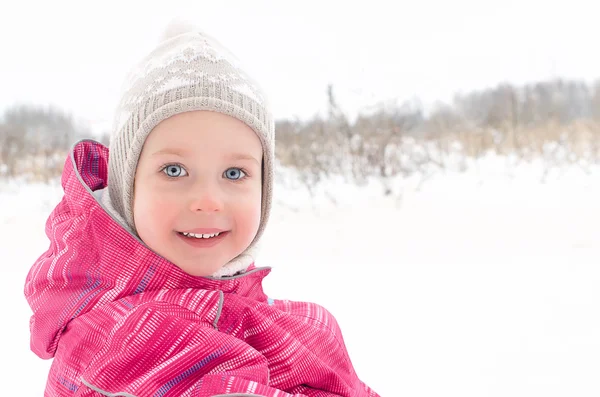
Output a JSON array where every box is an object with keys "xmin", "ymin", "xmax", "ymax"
[{"xmin": 175, "ymin": 260, "xmax": 223, "ymax": 277}]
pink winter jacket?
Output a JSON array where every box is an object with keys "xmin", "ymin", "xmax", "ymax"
[{"xmin": 24, "ymin": 140, "xmax": 380, "ymax": 397}]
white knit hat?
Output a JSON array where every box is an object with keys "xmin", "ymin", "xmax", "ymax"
[{"xmin": 101, "ymin": 25, "xmax": 275, "ymax": 277}]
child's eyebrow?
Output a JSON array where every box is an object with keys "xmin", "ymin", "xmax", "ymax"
[
  {"xmin": 151, "ymin": 149, "xmax": 260, "ymax": 165},
  {"xmin": 230, "ymin": 153, "xmax": 260, "ymax": 165},
  {"xmin": 151, "ymin": 148, "xmax": 189, "ymax": 157}
]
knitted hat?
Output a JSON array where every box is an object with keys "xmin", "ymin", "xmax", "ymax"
[{"xmin": 101, "ymin": 25, "xmax": 275, "ymax": 277}]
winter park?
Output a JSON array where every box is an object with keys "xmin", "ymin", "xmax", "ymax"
[{"xmin": 2, "ymin": 2, "xmax": 600, "ymax": 396}]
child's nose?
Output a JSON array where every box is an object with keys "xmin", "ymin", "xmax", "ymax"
[{"xmin": 188, "ymin": 185, "xmax": 224, "ymax": 212}]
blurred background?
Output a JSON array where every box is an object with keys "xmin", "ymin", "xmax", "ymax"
[{"xmin": 2, "ymin": 0, "xmax": 600, "ymax": 396}]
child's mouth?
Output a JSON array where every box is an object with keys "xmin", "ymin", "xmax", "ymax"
[{"xmin": 176, "ymin": 231, "xmax": 228, "ymax": 248}]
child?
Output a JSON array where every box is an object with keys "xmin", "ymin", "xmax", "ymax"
[{"xmin": 24, "ymin": 25, "xmax": 380, "ymax": 397}]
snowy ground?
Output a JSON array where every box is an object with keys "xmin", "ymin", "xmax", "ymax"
[{"xmin": 2, "ymin": 157, "xmax": 600, "ymax": 396}]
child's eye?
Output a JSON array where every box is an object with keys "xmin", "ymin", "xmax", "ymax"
[
  {"xmin": 162, "ymin": 164, "xmax": 188, "ymax": 178},
  {"xmin": 223, "ymin": 167, "xmax": 246, "ymax": 180}
]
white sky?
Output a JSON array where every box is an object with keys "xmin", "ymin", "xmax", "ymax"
[{"xmin": 1, "ymin": 0, "xmax": 599, "ymax": 131}]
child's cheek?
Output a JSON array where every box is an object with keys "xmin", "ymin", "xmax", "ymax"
[
  {"xmin": 144, "ymin": 192, "xmax": 180, "ymax": 214},
  {"xmin": 134, "ymin": 183, "xmax": 177, "ymax": 218},
  {"xmin": 238, "ymin": 195, "xmax": 262, "ymax": 231}
]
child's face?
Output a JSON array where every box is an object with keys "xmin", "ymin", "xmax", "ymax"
[{"xmin": 133, "ymin": 110, "xmax": 263, "ymax": 277}]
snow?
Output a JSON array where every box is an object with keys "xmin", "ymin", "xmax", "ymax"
[{"xmin": 3, "ymin": 156, "xmax": 600, "ymax": 396}]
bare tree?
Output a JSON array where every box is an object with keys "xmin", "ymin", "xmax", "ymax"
[{"xmin": 0, "ymin": 104, "xmax": 86, "ymax": 181}]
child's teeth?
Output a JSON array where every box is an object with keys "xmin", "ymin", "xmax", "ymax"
[{"xmin": 183, "ymin": 232, "xmax": 220, "ymax": 239}]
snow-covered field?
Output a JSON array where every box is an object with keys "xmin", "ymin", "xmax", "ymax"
[{"xmin": 2, "ymin": 157, "xmax": 600, "ymax": 396}]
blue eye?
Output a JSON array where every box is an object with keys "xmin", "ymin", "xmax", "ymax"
[
  {"xmin": 162, "ymin": 164, "xmax": 188, "ymax": 178},
  {"xmin": 224, "ymin": 167, "xmax": 246, "ymax": 180}
]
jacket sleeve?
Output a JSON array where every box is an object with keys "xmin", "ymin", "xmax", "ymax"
[{"xmin": 73, "ymin": 300, "xmax": 309, "ymax": 397}]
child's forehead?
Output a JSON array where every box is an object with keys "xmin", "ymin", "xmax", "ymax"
[{"xmin": 148, "ymin": 111, "xmax": 261, "ymax": 141}]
